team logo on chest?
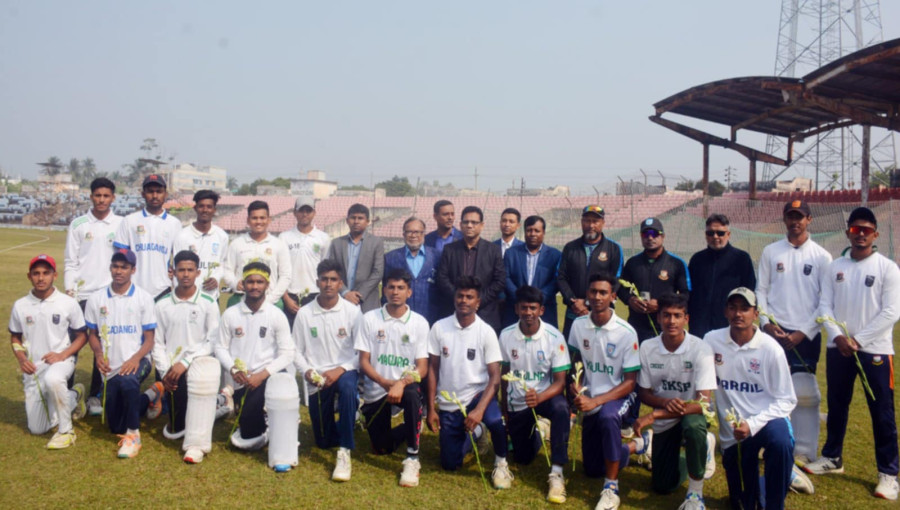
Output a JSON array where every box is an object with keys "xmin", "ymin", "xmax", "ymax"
[
  {"xmin": 100, "ymin": 306, "xmax": 109, "ymax": 316},
  {"xmin": 606, "ymin": 343, "xmax": 617, "ymax": 357},
  {"xmin": 259, "ymin": 326, "xmax": 267, "ymax": 338},
  {"xmin": 401, "ymin": 334, "xmax": 410, "ymax": 343},
  {"xmin": 376, "ymin": 329, "xmax": 386, "ymax": 342},
  {"xmin": 313, "ymin": 244, "xmax": 321, "ymax": 254},
  {"xmin": 776, "ymin": 262, "xmax": 785, "ymax": 273},
  {"xmin": 235, "ymin": 327, "xmax": 244, "ymax": 337},
  {"xmin": 442, "ymin": 346, "xmax": 450, "ymax": 358},
  {"xmin": 85, "ymin": 232, "xmax": 93, "ymax": 241},
  {"xmin": 467, "ymin": 348, "xmax": 476, "ymax": 361},
  {"xmin": 836, "ymin": 272, "xmax": 844, "ymax": 283},
  {"xmin": 583, "ymin": 339, "xmax": 590, "ymax": 350},
  {"xmin": 511, "ymin": 349, "xmax": 519, "ymax": 360},
  {"xmin": 537, "ymin": 350, "xmax": 546, "ymax": 362},
  {"xmin": 658, "ymin": 270, "xmax": 669, "ymax": 281},
  {"xmin": 865, "ymin": 275, "xmax": 876, "ymax": 287},
  {"xmin": 189, "ymin": 244, "xmax": 198, "ymax": 253},
  {"xmin": 748, "ymin": 358, "xmax": 761, "ymax": 374},
  {"xmin": 26, "ymin": 315, "xmax": 34, "ymax": 325},
  {"xmin": 211, "ymin": 243, "xmax": 220, "ymax": 255},
  {"xmin": 598, "ymin": 251, "xmax": 608, "ymax": 262},
  {"xmin": 265, "ymin": 247, "xmax": 273, "ymax": 256},
  {"xmin": 715, "ymin": 353, "xmax": 723, "ymax": 365},
  {"xmin": 52, "ymin": 314, "xmax": 60, "ymax": 325},
  {"xmin": 137, "ymin": 225, "xmax": 146, "ymax": 235},
  {"xmin": 189, "ymin": 309, "xmax": 199, "ymax": 323},
  {"xmin": 338, "ymin": 327, "xmax": 348, "ymax": 339},
  {"xmin": 683, "ymin": 360, "xmax": 693, "ymax": 372},
  {"xmin": 803, "ymin": 264, "xmax": 812, "ymax": 275},
  {"xmin": 310, "ymin": 327, "xmax": 318, "ymax": 338}
]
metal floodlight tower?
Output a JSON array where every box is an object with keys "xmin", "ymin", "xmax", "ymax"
[{"xmin": 763, "ymin": 0, "xmax": 898, "ymax": 190}]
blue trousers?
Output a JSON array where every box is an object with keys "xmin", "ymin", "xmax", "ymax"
[
  {"xmin": 105, "ymin": 358, "xmax": 152, "ymax": 434},
  {"xmin": 783, "ymin": 329, "xmax": 821, "ymax": 375},
  {"xmin": 722, "ymin": 417, "xmax": 794, "ymax": 510},
  {"xmin": 234, "ymin": 378, "xmax": 269, "ymax": 439},
  {"xmin": 582, "ymin": 397, "xmax": 632, "ymax": 478},
  {"xmin": 308, "ymin": 370, "xmax": 358, "ymax": 450},
  {"xmin": 438, "ymin": 393, "xmax": 507, "ymax": 471},
  {"xmin": 507, "ymin": 394, "xmax": 570, "ymax": 466},
  {"xmin": 822, "ymin": 348, "xmax": 899, "ymax": 476},
  {"xmin": 360, "ymin": 383, "xmax": 423, "ymax": 455}
]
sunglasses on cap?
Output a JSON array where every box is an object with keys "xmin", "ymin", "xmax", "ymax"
[
  {"xmin": 705, "ymin": 230, "xmax": 728, "ymax": 237},
  {"xmin": 641, "ymin": 229, "xmax": 661, "ymax": 238},
  {"xmin": 848, "ymin": 225, "xmax": 876, "ymax": 236}
]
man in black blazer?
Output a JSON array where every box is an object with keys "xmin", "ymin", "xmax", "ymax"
[{"xmin": 436, "ymin": 205, "xmax": 506, "ymax": 332}]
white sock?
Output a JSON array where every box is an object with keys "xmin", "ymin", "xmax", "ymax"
[
  {"xmin": 473, "ymin": 424, "xmax": 484, "ymax": 439},
  {"xmin": 144, "ymin": 386, "xmax": 159, "ymax": 399},
  {"xmin": 338, "ymin": 447, "xmax": 350, "ymax": 456},
  {"xmin": 551, "ymin": 464, "xmax": 564, "ymax": 476},
  {"xmin": 495, "ymin": 456, "xmax": 507, "ymax": 466},
  {"xmin": 127, "ymin": 428, "xmax": 140, "ymax": 436},
  {"xmin": 688, "ymin": 477, "xmax": 703, "ymax": 496}
]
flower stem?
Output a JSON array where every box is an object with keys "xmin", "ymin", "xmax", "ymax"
[
  {"xmin": 229, "ymin": 387, "xmax": 249, "ymax": 440},
  {"xmin": 468, "ymin": 430, "xmax": 489, "ymax": 492}
]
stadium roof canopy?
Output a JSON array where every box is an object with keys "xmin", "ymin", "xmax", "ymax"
[{"xmin": 650, "ymin": 37, "xmax": 900, "ymax": 200}]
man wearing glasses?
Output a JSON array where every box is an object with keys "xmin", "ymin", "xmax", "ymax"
[
  {"xmin": 384, "ymin": 217, "xmax": 439, "ymax": 324},
  {"xmin": 618, "ymin": 217, "xmax": 690, "ymax": 434},
  {"xmin": 687, "ymin": 214, "xmax": 756, "ymax": 338}
]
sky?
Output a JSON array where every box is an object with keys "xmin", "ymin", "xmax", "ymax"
[{"xmin": 1, "ymin": 1, "xmax": 898, "ymax": 194}]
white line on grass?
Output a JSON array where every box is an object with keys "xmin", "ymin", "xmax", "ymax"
[{"xmin": 0, "ymin": 233, "xmax": 50, "ymax": 254}]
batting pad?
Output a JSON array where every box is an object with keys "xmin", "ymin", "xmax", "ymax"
[
  {"xmin": 183, "ymin": 356, "xmax": 221, "ymax": 453},
  {"xmin": 791, "ymin": 371, "xmax": 821, "ymax": 462},
  {"xmin": 266, "ymin": 372, "xmax": 300, "ymax": 469}
]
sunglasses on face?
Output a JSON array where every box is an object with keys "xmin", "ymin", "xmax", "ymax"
[
  {"xmin": 848, "ymin": 225, "xmax": 876, "ymax": 236},
  {"xmin": 641, "ymin": 229, "xmax": 661, "ymax": 239},
  {"xmin": 705, "ymin": 230, "xmax": 728, "ymax": 237}
]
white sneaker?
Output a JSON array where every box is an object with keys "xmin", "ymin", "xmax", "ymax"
[
  {"xmin": 874, "ymin": 473, "xmax": 899, "ymax": 501},
  {"xmin": 46, "ymin": 431, "xmax": 76, "ymax": 450},
  {"xmin": 794, "ymin": 453, "xmax": 811, "ymax": 467},
  {"xmin": 620, "ymin": 427, "xmax": 635, "ymax": 439},
  {"xmin": 87, "ymin": 395, "xmax": 103, "ymax": 416},
  {"xmin": 547, "ymin": 472, "xmax": 567, "ymax": 504},
  {"xmin": 790, "ymin": 464, "xmax": 815, "ymax": 494},
  {"xmin": 332, "ymin": 449, "xmax": 352, "ymax": 482},
  {"xmin": 678, "ymin": 492, "xmax": 706, "ymax": 510},
  {"xmin": 399, "ymin": 457, "xmax": 420, "ymax": 487},
  {"xmin": 116, "ymin": 433, "xmax": 142, "ymax": 458},
  {"xmin": 537, "ymin": 417, "xmax": 551, "ymax": 442},
  {"xmin": 704, "ymin": 432, "xmax": 716, "ymax": 479},
  {"xmin": 595, "ymin": 484, "xmax": 620, "ymax": 510},
  {"xmin": 492, "ymin": 461, "xmax": 514, "ymax": 489},
  {"xmin": 183, "ymin": 448, "xmax": 205, "ymax": 464},
  {"xmin": 802, "ymin": 456, "xmax": 843, "ymax": 475}
]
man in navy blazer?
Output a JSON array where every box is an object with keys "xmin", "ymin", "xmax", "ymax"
[
  {"xmin": 502, "ymin": 215, "xmax": 561, "ymax": 328},
  {"xmin": 383, "ymin": 217, "xmax": 439, "ymax": 324},
  {"xmin": 494, "ymin": 207, "xmax": 525, "ymax": 257}
]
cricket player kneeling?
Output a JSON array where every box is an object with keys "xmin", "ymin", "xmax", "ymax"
[
  {"xmin": 265, "ymin": 372, "xmax": 300, "ymax": 472},
  {"xmin": 182, "ymin": 356, "xmax": 221, "ymax": 464}
]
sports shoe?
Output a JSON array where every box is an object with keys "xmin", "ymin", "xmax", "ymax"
[
  {"xmin": 620, "ymin": 427, "xmax": 635, "ymax": 439},
  {"xmin": 635, "ymin": 429, "xmax": 652, "ymax": 469},
  {"xmin": 273, "ymin": 464, "xmax": 292, "ymax": 473},
  {"xmin": 595, "ymin": 483, "xmax": 620, "ymax": 510},
  {"xmin": 145, "ymin": 382, "xmax": 165, "ymax": 420},
  {"xmin": 215, "ymin": 387, "xmax": 234, "ymax": 420},
  {"xmin": 874, "ymin": 472, "xmax": 899, "ymax": 501},
  {"xmin": 678, "ymin": 492, "xmax": 706, "ymax": 510},
  {"xmin": 790, "ymin": 464, "xmax": 815, "ymax": 494},
  {"xmin": 704, "ymin": 431, "xmax": 716, "ymax": 479},
  {"xmin": 492, "ymin": 461, "xmax": 514, "ymax": 489},
  {"xmin": 399, "ymin": 457, "xmax": 420, "ymax": 487},
  {"xmin": 547, "ymin": 472, "xmax": 567, "ymax": 504},
  {"xmin": 537, "ymin": 417, "xmax": 551, "ymax": 442},
  {"xmin": 332, "ymin": 449, "xmax": 352, "ymax": 482},
  {"xmin": 802, "ymin": 456, "xmax": 843, "ymax": 475},
  {"xmin": 117, "ymin": 433, "xmax": 142, "ymax": 458},
  {"xmin": 46, "ymin": 431, "xmax": 76, "ymax": 450},
  {"xmin": 72, "ymin": 383, "xmax": 86, "ymax": 420},
  {"xmin": 87, "ymin": 395, "xmax": 103, "ymax": 416},
  {"xmin": 183, "ymin": 448, "xmax": 205, "ymax": 464}
]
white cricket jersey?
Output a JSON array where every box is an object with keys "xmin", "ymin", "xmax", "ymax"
[
  {"xmin": 172, "ymin": 224, "xmax": 229, "ymax": 299},
  {"xmin": 216, "ymin": 300, "xmax": 294, "ymax": 384},
  {"xmin": 567, "ymin": 314, "xmax": 640, "ymax": 415},
  {"xmin": 151, "ymin": 288, "xmax": 220, "ymax": 376},
  {"xmin": 114, "ymin": 209, "xmax": 182, "ymax": 297},
  {"xmin": 756, "ymin": 237, "xmax": 832, "ymax": 338},
  {"xmin": 428, "ymin": 314, "xmax": 503, "ymax": 411},
  {"xmin": 65, "ymin": 210, "xmax": 123, "ymax": 301},
  {"xmin": 293, "ymin": 297, "xmax": 361, "ymax": 394},
  {"xmin": 818, "ymin": 252, "xmax": 900, "ymax": 355},
  {"xmin": 499, "ymin": 320, "xmax": 571, "ymax": 412},
  {"xmin": 222, "ymin": 233, "xmax": 292, "ymax": 304},
  {"xmin": 279, "ymin": 226, "xmax": 331, "ymax": 296},
  {"xmin": 637, "ymin": 333, "xmax": 716, "ymax": 433},
  {"xmin": 704, "ymin": 327, "xmax": 796, "ymax": 449},
  {"xmin": 354, "ymin": 306, "xmax": 430, "ymax": 403},
  {"xmin": 84, "ymin": 284, "xmax": 157, "ymax": 379},
  {"xmin": 9, "ymin": 288, "xmax": 86, "ymax": 362}
]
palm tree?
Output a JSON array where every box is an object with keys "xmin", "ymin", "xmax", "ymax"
[
  {"xmin": 80, "ymin": 158, "xmax": 97, "ymax": 186},
  {"xmin": 39, "ymin": 156, "xmax": 63, "ymax": 177}
]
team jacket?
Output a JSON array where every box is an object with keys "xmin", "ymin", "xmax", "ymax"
[
  {"xmin": 557, "ymin": 235, "xmax": 624, "ymax": 319},
  {"xmin": 618, "ymin": 249, "xmax": 691, "ymax": 341}
]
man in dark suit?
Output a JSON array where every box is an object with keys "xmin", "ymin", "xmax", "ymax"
[
  {"xmin": 326, "ymin": 203, "xmax": 384, "ymax": 313},
  {"xmin": 494, "ymin": 207, "xmax": 524, "ymax": 257},
  {"xmin": 436, "ymin": 205, "xmax": 506, "ymax": 332},
  {"xmin": 502, "ymin": 215, "xmax": 561, "ymax": 329},
  {"xmin": 383, "ymin": 217, "xmax": 439, "ymax": 324}
]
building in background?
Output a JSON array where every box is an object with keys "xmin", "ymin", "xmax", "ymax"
[
  {"xmin": 290, "ymin": 170, "xmax": 338, "ymax": 199},
  {"xmin": 167, "ymin": 163, "xmax": 228, "ymax": 193}
]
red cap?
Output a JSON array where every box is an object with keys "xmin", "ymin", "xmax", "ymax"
[{"xmin": 29, "ymin": 254, "xmax": 57, "ymax": 271}]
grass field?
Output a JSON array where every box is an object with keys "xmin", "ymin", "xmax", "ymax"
[{"xmin": 0, "ymin": 226, "xmax": 897, "ymax": 509}]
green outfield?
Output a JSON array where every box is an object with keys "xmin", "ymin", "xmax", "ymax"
[{"xmin": 0, "ymin": 227, "xmax": 896, "ymax": 509}]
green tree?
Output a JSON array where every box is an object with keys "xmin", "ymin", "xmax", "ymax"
[
  {"xmin": 375, "ymin": 175, "xmax": 415, "ymax": 196},
  {"xmin": 80, "ymin": 158, "xmax": 97, "ymax": 186},
  {"xmin": 339, "ymin": 184, "xmax": 370, "ymax": 191},
  {"xmin": 67, "ymin": 158, "xmax": 81, "ymax": 183},
  {"xmin": 227, "ymin": 177, "xmax": 239, "ymax": 191},
  {"xmin": 675, "ymin": 180, "xmax": 695, "ymax": 192},
  {"xmin": 40, "ymin": 156, "xmax": 63, "ymax": 177}
]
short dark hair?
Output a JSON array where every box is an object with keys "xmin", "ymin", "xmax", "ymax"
[
  {"xmin": 193, "ymin": 189, "xmax": 220, "ymax": 204},
  {"xmin": 90, "ymin": 177, "xmax": 116, "ymax": 194},
  {"xmin": 706, "ymin": 214, "xmax": 730, "ymax": 227},
  {"xmin": 385, "ymin": 268, "xmax": 412, "ymax": 287},
  {"xmin": 455, "ymin": 275, "xmax": 482, "ymax": 297},
  {"xmin": 242, "ymin": 261, "xmax": 271, "ymax": 278},
  {"xmin": 515, "ymin": 285, "xmax": 544, "ymax": 305},
  {"xmin": 588, "ymin": 272, "xmax": 619, "ymax": 292},
  {"xmin": 523, "ymin": 215, "xmax": 545, "ymax": 230},
  {"xmin": 402, "ymin": 216, "xmax": 425, "ymax": 232},
  {"xmin": 316, "ymin": 259, "xmax": 344, "ymax": 279},
  {"xmin": 173, "ymin": 250, "xmax": 200, "ymax": 268},
  {"xmin": 348, "ymin": 203, "xmax": 370, "ymax": 219},
  {"xmin": 501, "ymin": 208, "xmax": 521, "ymax": 222},
  {"xmin": 433, "ymin": 200, "xmax": 453, "ymax": 215},
  {"xmin": 247, "ymin": 200, "xmax": 269, "ymax": 215},
  {"xmin": 657, "ymin": 293, "xmax": 689, "ymax": 313},
  {"xmin": 460, "ymin": 205, "xmax": 483, "ymax": 223}
]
